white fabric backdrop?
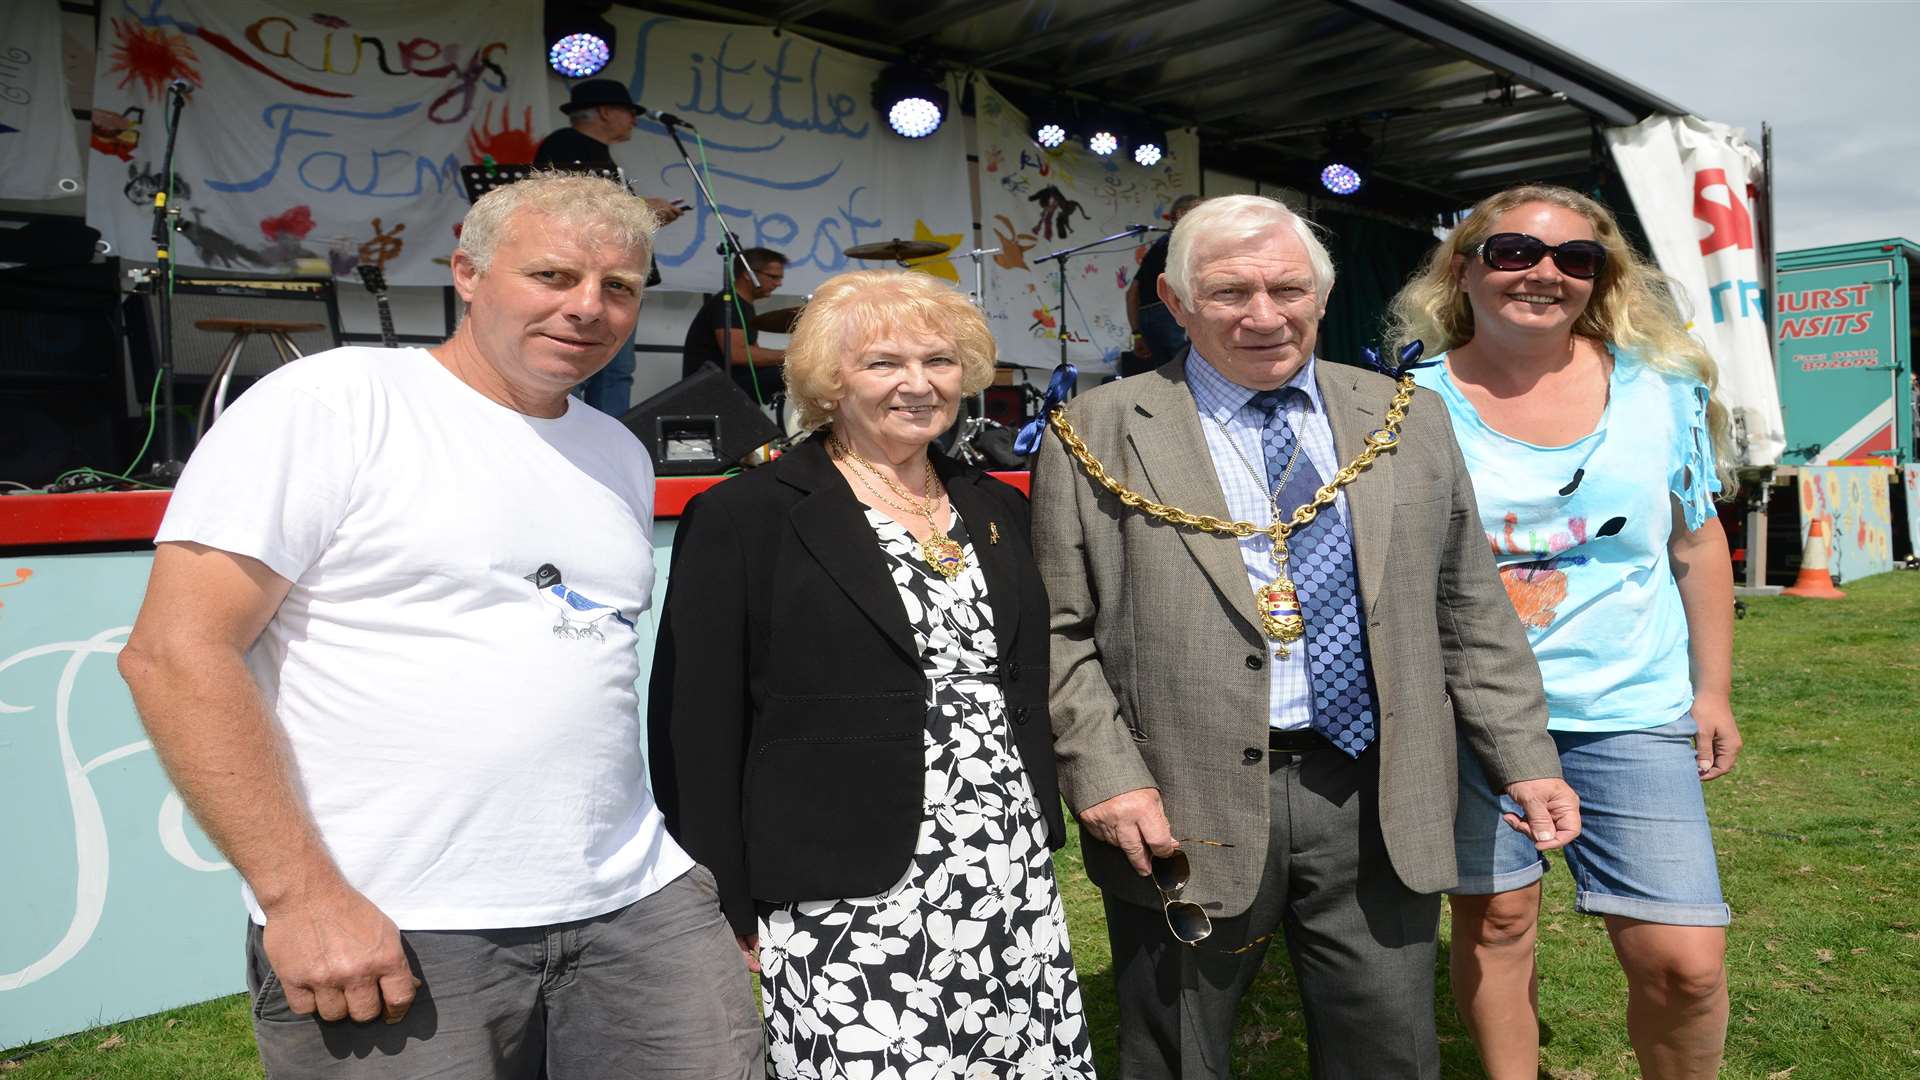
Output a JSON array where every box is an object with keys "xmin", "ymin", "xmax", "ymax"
[
  {"xmin": 0, "ymin": 0, "xmax": 84, "ymax": 200},
  {"xmin": 84, "ymin": 0, "xmax": 548, "ymax": 284},
  {"xmin": 1607, "ymin": 114, "xmax": 1785, "ymax": 468},
  {"xmin": 596, "ymin": 8, "xmax": 970, "ymax": 296},
  {"xmin": 972, "ymin": 76, "xmax": 1201, "ymax": 371}
]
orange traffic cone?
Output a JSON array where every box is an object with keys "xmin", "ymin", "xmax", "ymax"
[{"xmin": 1782, "ymin": 516, "xmax": 1846, "ymax": 598}]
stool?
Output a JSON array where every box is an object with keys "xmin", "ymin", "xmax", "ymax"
[{"xmin": 193, "ymin": 318, "xmax": 324, "ymax": 439}]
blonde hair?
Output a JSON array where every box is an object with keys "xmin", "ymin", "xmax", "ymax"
[
  {"xmin": 784, "ymin": 270, "xmax": 996, "ymax": 431},
  {"xmin": 1386, "ymin": 184, "xmax": 1736, "ymax": 487},
  {"xmin": 456, "ymin": 171, "xmax": 658, "ymax": 275},
  {"xmin": 1163, "ymin": 194, "xmax": 1335, "ymax": 306}
]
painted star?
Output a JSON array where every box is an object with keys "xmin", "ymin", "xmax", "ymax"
[{"xmin": 903, "ymin": 219, "xmax": 963, "ymax": 283}]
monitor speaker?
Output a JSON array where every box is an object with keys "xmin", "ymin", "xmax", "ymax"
[{"xmin": 620, "ymin": 363, "xmax": 782, "ymax": 475}]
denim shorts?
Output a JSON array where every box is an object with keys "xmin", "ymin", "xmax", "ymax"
[{"xmin": 1449, "ymin": 714, "xmax": 1731, "ymax": 926}]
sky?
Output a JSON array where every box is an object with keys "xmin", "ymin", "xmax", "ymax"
[{"xmin": 1472, "ymin": 0, "xmax": 1920, "ymax": 252}]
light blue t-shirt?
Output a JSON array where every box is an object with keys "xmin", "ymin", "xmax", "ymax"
[{"xmin": 1414, "ymin": 345, "xmax": 1720, "ymax": 732}]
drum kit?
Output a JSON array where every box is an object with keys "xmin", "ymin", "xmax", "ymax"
[{"xmin": 755, "ymin": 237, "xmax": 1041, "ymax": 466}]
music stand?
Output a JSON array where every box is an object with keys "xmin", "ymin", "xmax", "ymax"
[{"xmin": 458, "ymin": 164, "xmax": 624, "ymax": 203}]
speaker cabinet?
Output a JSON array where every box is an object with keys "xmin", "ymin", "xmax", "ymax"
[{"xmin": 620, "ymin": 363, "xmax": 782, "ymax": 476}]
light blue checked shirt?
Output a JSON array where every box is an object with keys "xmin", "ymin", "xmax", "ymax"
[{"xmin": 1186, "ymin": 351, "xmax": 1351, "ymax": 731}]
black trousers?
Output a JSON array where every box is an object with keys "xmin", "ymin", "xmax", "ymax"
[{"xmin": 1102, "ymin": 744, "xmax": 1443, "ymax": 1079}]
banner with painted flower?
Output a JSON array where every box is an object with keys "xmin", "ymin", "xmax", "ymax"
[
  {"xmin": 595, "ymin": 8, "xmax": 970, "ymax": 295},
  {"xmin": 84, "ymin": 0, "xmax": 549, "ymax": 285},
  {"xmin": 973, "ymin": 76, "xmax": 1200, "ymax": 372}
]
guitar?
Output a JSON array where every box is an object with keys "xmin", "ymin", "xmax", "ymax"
[{"xmin": 355, "ymin": 263, "xmax": 400, "ymax": 349}]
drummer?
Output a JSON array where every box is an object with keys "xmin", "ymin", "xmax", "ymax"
[{"xmin": 682, "ymin": 246, "xmax": 789, "ymax": 403}]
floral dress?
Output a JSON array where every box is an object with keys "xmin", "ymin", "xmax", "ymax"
[{"xmin": 757, "ymin": 510, "xmax": 1096, "ymax": 1080}]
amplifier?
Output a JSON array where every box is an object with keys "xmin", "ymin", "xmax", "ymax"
[{"xmin": 135, "ymin": 274, "xmax": 341, "ymax": 381}]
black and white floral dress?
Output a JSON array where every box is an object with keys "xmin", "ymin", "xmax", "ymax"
[{"xmin": 757, "ymin": 509, "xmax": 1096, "ymax": 1080}]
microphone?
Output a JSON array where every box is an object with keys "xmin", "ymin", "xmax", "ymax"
[
  {"xmin": 168, "ymin": 79, "xmax": 194, "ymax": 97},
  {"xmin": 654, "ymin": 112, "xmax": 698, "ymax": 130}
]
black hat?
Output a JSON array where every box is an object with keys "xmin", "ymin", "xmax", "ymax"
[{"xmin": 560, "ymin": 79, "xmax": 640, "ymax": 115}]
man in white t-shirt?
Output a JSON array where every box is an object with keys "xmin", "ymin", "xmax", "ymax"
[{"xmin": 119, "ymin": 174, "xmax": 762, "ymax": 1079}]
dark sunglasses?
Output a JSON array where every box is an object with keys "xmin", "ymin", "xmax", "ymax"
[
  {"xmin": 1152, "ymin": 840, "xmax": 1276, "ymax": 955},
  {"xmin": 1476, "ymin": 232, "xmax": 1608, "ymax": 280}
]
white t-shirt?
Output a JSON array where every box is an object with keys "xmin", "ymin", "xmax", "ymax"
[{"xmin": 156, "ymin": 347, "xmax": 692, "ymax": 929}]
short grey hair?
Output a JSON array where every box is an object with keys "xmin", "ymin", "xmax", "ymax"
[
  {"xmin": 1161, "ymin": 194, "xmax": 1336, "ymax": 307},
  {"xmin": 456, "ymin": 172, "xmax": 658, "ymax": 275}
]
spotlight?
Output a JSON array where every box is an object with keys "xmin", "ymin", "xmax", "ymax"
[
  {"xmin": 1131, "ymin": 124, "xmax": 1167, "ymax": 167},
  {"xmin": 1320, "ymin": 163, "xmax": 1362, "ymax": 195},
  {"xmin": 548, "ymin": 33, "xmax": 610, "ymax": 78},
  {"xmin": 872, "ymin": 63, "xmax": 949, "ymax": 139},
  {"xmin": 1319, "ymin": 125, "xmax": 1371, "ymax": 196},
  {"xmin": 1030, "ymin": 96, "xmax": 1072, "ymax": 149},
  {"xmin": 1088, "ymin": 130, "xmax": 1119, "ymax": 156},
  {"xmin": 545, "ymin": 3, "xmax": 615, "ymax": 79}
]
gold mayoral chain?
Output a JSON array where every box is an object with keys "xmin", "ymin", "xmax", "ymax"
[
  {"xmin": 1045, "ymin": 374, "xmax": 1418, "ymax": 657},
  {"xmin": 831, "ymin": 436, "xmax": 969, "ymax": 581}
]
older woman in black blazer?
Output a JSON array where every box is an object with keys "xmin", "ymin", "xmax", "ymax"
[{"xmin": 649, "ymin": 270, "xmax": 1094, "ymax": 1078}]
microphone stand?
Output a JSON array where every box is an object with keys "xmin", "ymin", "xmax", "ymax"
[
  {"xmin": 654, "ymin": 117, "xmax": 763, "ymax": 405},
  {"xmin": 1033, "ymin": 225, "xmax": 1149, "ymax": 371},
  {"xmin": 143, "ymin": 82, "xmax": 193, "ymax": 482}
]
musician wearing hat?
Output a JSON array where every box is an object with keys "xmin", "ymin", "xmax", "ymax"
[{"xmin": 537, "ymin": 79, "xmax": 689, "ymax": 416}]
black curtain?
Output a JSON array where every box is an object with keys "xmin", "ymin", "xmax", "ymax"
[{"xmin": 1314, "ymin": 209, "xmax": 1444, "ymax": 368}]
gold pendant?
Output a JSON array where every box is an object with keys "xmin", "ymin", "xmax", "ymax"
[
  {"xmin": 922, "ymin": 533, "xmax": 966, "ymax": 581},
  {"xmin": 1257, "ymin": 574, "xmax": 1305, "ymax": 658}
]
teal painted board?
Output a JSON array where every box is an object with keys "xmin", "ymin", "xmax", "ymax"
[
  {"xmin": 0, "ymin": 522, "xmax": 678, "ymax": 1049},
  {"xmin": 0, "ymin": 553, "xmax": 244, "ymax": 1050},
  {"xmin": 1775, "ymin": 240, "xmax": 1916, "ymax": 466}
]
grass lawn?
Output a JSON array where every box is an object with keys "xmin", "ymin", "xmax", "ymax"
[{"xmin": 7, "ymin": 574, "xmax": 1916, "ymax": 1079}]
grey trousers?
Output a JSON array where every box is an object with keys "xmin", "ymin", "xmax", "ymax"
[
  {"xmin": 1104, "ymin": 745, "xmax": 1442, "ymax": 1079},
  {"xmin": 246, "ymin": 865, "xmax": 763, "ymax": 1079}
]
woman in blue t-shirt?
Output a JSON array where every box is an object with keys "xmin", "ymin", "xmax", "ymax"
[{"xmin": 1388, "ymin": 184, "xmax": 1740, "ymax": 1080}]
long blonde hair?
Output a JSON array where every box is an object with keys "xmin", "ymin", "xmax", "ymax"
[{"xmin": 1387, "ymin": 184, "xmax": 1736, "ymax": 487}]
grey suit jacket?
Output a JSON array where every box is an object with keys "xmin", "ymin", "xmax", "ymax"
[{"xmin": 1033, "ymin": 357, "xmax": 1562, "ymax": 916}]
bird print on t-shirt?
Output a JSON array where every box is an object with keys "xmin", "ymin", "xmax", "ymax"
[{"xmin": 523, "ymin": 564, "xmax": 634, "ymax": 641}]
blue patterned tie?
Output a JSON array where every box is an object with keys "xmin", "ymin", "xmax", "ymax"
[{"xmin": 1248, "ymin": 388, "xmax": 1377, "ymax": 756}]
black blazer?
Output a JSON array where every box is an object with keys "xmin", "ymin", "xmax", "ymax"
[{"xmin": 648, "ymin": 433, "xmax": 1063, "ymax": 936}]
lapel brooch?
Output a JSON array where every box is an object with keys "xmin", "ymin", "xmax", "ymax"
[{"xmin": 989, "ymin": 522, "xmax": 1001, "ymax": 545}]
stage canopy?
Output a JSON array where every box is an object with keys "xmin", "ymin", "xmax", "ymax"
[{"xmin": 627, "ymin": 0, "xmax": 1691, "ymax": 218}]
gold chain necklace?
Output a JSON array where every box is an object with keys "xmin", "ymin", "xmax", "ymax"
[
  {"xmin": 1209, "ymin": 412, "xmax": 1310, "ymax": 657},
  {"xmin": 1047, "ymin": 374, "xmax": 1417, "ymax": 655},
  {"xmin": 830, "ymin": 436, "xmax": 968, "ymax": 581}
]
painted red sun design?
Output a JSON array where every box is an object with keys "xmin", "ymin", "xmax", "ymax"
[
  {"xmin": 108, "ymin": 18, "xmax": 201, "ymax": 101},
  {"xmin": 467, "ymin": 101, "xmax": 539, "ymax": 166}
]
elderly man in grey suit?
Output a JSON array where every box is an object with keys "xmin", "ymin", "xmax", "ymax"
[{"xmin": 1032, "ymin": 194, "xmax": 1582, "ymax": 1079}]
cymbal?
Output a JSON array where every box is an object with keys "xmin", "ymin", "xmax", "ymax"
[
  {"xmin": 844, "ymin": 238, "xmax": 952, "ymax": 261},
  {"xmin": 752, "ymin": 305, "xmax": 805, "ymax": 334}
]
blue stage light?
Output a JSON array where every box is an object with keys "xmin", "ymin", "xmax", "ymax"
[
  {"xmin": 548, "ymin": 33, "xmax": 610, "ymax": 78},
  {"xmin": 1320, "ymin": 163, "xmax": 1363, "ymax": 196}
]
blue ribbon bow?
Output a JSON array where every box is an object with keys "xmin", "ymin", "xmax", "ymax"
[
  {"xmin": 1359, "ymin": 340, "xmax": 1431, "ymax": 378},
  {"xmin": 1013, "ymin": 362, "xmax": 1078, "ymax": 456}
]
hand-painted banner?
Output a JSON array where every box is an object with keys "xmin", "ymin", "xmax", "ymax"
[
  {"xmin": 0, "ymin": 0, "xmax": 85, "ymax": 200},
  {"xmin": 1607, "ymin": 115, "xmax": 1785, "ymax": 468},
  {"xmin": 1796, "ymin": 465, "xmax": 1894, "ymax": 582},
  {"xmin": 973, "ymin": 76, "xmax": 1200, "ymax": 371},
  {"xmin": 84, "ymin": 0, "xmax": 548, "ymax": 285},
  {"xmin": 593, "ymin": 9, "xmax": 969, "ymax": 296}
]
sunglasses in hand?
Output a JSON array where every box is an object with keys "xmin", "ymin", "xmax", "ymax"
[
  {"xmin": 1475, "ymin": 232, "xmax": 1608, "ymax": 280},
  {"xmin": 1152, "ymin": 839, "xmax": 1277, "ymax": 955}
]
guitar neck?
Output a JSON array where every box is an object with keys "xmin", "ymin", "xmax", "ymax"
[{"xmin": 374, "ymin": 293, "xmax": 398, "ymax": 349}]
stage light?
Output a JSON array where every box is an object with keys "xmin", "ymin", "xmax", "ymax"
[
  {"xmin": 1036, "ymin": 123, "xmax": 1067, "ymax": 149},
  {"xmin": 872, "ymin": 63, "xmax": 949, "ymax": 139},
  {"xmin": 1319, "ymin": 125, "xmax": 1371, "ymax": 196},
  {"xmin": 545, "ymin": 2, "xmax": 615, "ymax": 79},
  {"xmin": 1088, "ymin": 130, "xmax": 1118, "ymax": 156},
  {"xmin": 1320, "ymin": 162, "xmax": 1362, "ymax": 195},
  {"xmin": 1133, "ymin": 142, "xmax": 1163, "ymax": 167},
  {"xmin": 548, "ymin": 33, "xmax": 610, "ymax": 78}
]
